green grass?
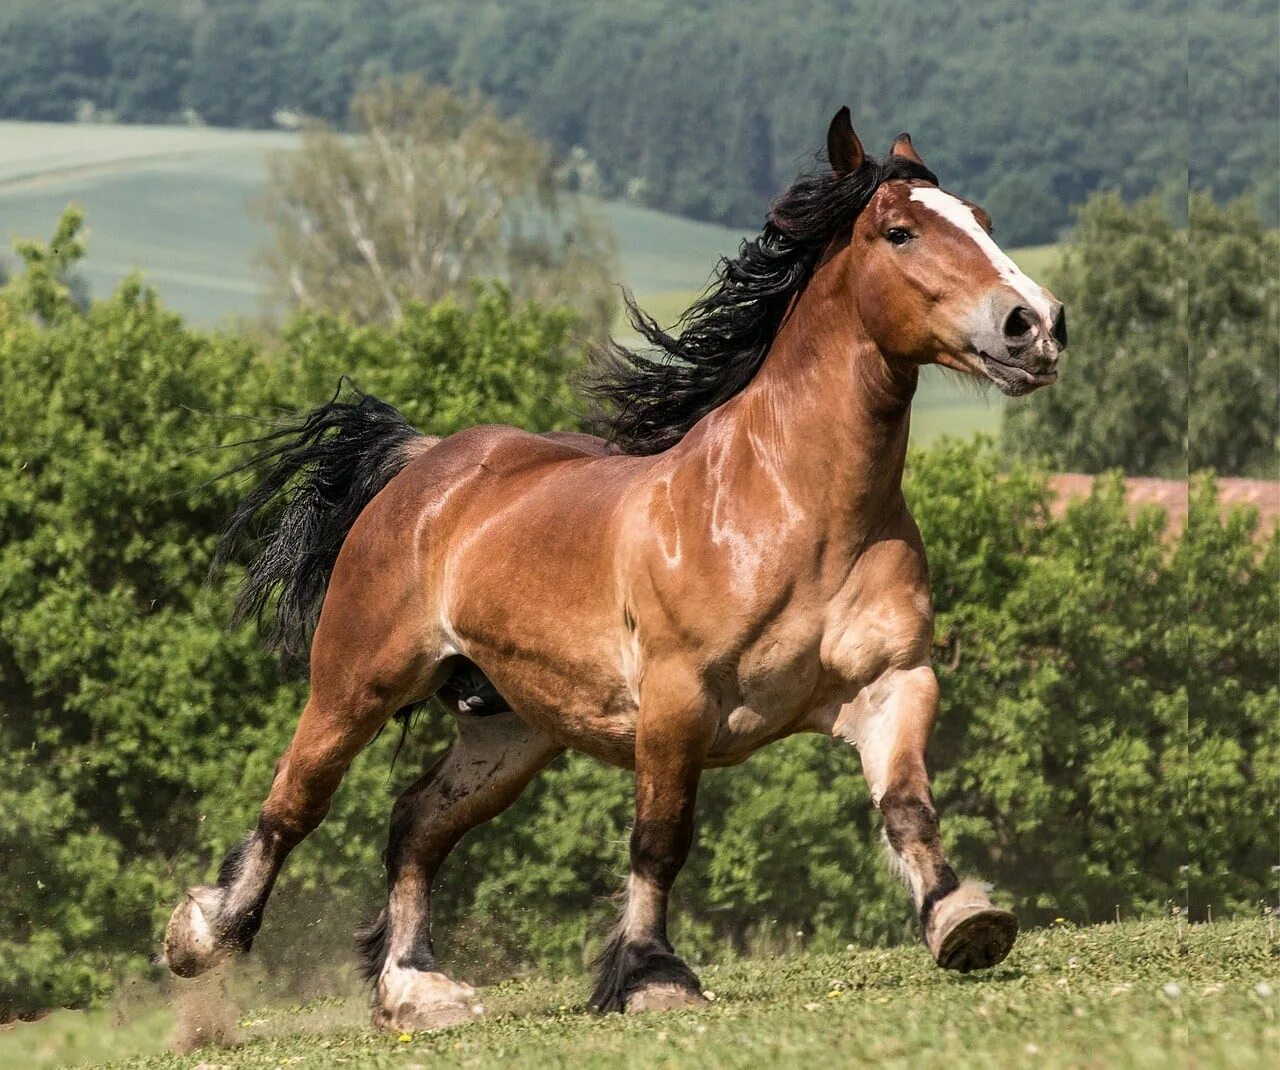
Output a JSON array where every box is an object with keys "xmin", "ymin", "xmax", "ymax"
[
  {"xmin": 1009, "ymin": 243, "xmax": 1062, "ymax": 281},
  {"xmin": 0, "ymin": 120, "xmax": 1059, "ymax": 444},
  {"xmin": 2, "ymin": 919, "xmax": 1275, "ymax": 1069}
]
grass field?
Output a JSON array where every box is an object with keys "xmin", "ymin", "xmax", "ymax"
[
  {"xmin": 0, "ymin": 121, "xmax": 1060, "ymax": 443},
  {"xmin": 1, "ymin": 919, "xmax": 1274, "ymax": 1069}
]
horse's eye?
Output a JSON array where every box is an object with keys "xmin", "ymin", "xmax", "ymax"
[{"xmin": 886, "ymin": 227, "xmax": 913, "ymax": 246}]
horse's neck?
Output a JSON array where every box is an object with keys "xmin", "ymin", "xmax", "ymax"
[{"xmin": 695, "ymin": 271, "xmax": 917, "ymax": 547}]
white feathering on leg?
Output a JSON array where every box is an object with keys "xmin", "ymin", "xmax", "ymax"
[{"xmin": 881, "ymin": 828, "xmax": 926, "ymax": 907}]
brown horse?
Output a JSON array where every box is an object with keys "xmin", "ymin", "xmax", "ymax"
[{"xmin": 163, "ymin": 108, "xmax": 1064, "ymax": 1029}]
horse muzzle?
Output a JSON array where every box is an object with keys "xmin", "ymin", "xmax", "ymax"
[{"xmin": 966, "ymin": 293, "xmax": 1066, "ymax": 396}]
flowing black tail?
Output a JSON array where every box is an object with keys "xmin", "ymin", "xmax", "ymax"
[{"xmin": 213, "ymin": 384, "xmax": 428, "ymax": 664}]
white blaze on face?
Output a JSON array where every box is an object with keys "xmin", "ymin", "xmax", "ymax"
[{"xmin": 909, "ymin": 186, "xmax": 1055, "ymax": 324}]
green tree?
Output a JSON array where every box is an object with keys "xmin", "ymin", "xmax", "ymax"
[
  {"xmin": 1004, "ymin": 191, "xmax": 1277, "ymax": 477},
  {"xmin": 107, "ymin": 2, "xmax": 191, "ymax": 123},
  {"xmin": 257, "ymin": 79, "xmax": 617, "ymax": 336},
  {"xmin": 1187, "ymin": 194, "xmax": 1279, "ymax": 477},
  {"xmin": 6, "ymin": 204, "xmax": 90, "ymax": 321},
  {"xmin": 263, "ymin": 1, "xmax": 352, "ymax": 123},
  {"xmin": 1004, "ymin": 192, "xmax": 1189, "ymax": 476},
  {"xmin": 185, "ymin": 0, "xmax": 279, "ymax": 127},
  {"xmin": 5, "ymin": 0, "xmax": 1277, "ymax": 242},
  {"xmin": 0, "ymin": 2, "xmax": 92, "ymax": 120},
  {"xmin": 982, "ymin": 169, "xmax": 1062, "ymax": 248}
]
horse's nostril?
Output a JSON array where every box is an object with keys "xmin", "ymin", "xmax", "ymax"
[
  {"xmin": 1051, "ymin": 305, "xmax": 1068, "ymax": 348},
  {"xmin": 1002, "ymin": 306, "xmax": 1036, "ymax": 340}
]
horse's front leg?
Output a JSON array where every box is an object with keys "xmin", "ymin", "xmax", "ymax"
[
  {"xmin": 591, "ymin": 670, "xmax": 714, "ymax": 1013},
  {"xmin": 835, "ymin": 664, "xmax": 1018, "ymax": 971}
]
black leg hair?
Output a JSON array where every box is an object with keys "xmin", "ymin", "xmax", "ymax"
[
  {"xmin": 215, "ymin": 836, "xmax": 253, "ymax": 887},
  {"xmin": 589, "ymin": 925, "xmax": 702, "ymax": 1013},
  {"xmin": 212, "ymin": 832, "xmax": 268, "ymax": 953},
  {"xmin": 355, "ymin": 908, "xmax": 390, "ymax": 985}
]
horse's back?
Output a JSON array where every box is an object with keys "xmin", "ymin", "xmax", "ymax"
[{"xmin": 389, "ymin": 423, "xmax": 635, "ymax": 529}]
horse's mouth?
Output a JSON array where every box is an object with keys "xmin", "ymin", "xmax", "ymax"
[{"xmin": 975, "ymin": 350, "xmax": 1058, "ymax": 396}]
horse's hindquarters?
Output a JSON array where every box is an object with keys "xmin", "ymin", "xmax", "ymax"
[{"xmin": 406, "ymin": 427, "xmax": 645, "ymax": 764}]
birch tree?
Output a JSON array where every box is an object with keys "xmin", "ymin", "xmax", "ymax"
[{"xmin": 258, "ymin": 78, "xmax": 617, "ymax": 335}]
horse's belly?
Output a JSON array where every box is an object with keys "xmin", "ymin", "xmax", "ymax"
[
  {"xmin": 511, "ymin": 669, "xmax": 638, "ymax": 767},
  {"xmin": 448, "ymin": 629, "xmax": 637, "ymax": 766},
  {"xmin": 704, "ymin": 702, "xmax": 800, "ymax": 766}
]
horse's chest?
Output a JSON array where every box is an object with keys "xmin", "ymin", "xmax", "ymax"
[
  {"xmin": 705, "ymin": 586, "xmax": 932, "ymax": 764},
  {"xmin": 819, "ymin": 586, "xmax": 934, "ymax": 685},
  {"xmin": 704, "ymin": 622, "xmax": 829, "ymax": 763}
]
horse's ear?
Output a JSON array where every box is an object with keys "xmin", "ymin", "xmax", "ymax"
[
  {"xmin": 889, "ymin": 132, "xmax": 927, "ymax": 168},
  {"xmin": 827, "ymin": 107, "xmax": 865, "ymax": 174}
]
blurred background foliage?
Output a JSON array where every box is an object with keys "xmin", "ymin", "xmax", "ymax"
[
  {"xmin": 256, "ymin": 80, "xmax": 617, "ymax": 336},
  {"xmin": 0, "ymin": 0, "xmax": 1275, "ymax": 244},
  {"xmin": 1004, "ymin": 192, "xmax": 1279, "ymax": 478}
]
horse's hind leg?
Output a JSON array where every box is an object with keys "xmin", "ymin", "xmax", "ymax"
[
  {"xmin": 163, "ymin": 616, "xmax": 439, "ymax": 978},
  {"xmin": 364, "ymin": 710, "xmax": 561, "ymax": 1032},
  {"xmin": 837, "ymin": 665, "xmax": 1017, "ymax": 972}
]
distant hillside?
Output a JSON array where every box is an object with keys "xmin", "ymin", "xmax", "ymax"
[
  {"xmin": 0, "ymin": 1, "xmax": 1274, "ymax": 243},
  {"xmin": 0, "ymin": 120, "xmax": 1046, "ymax": 443},
  {"xmin": 0, "ymin": 121, "xmax": 748, "ymax": 326}
]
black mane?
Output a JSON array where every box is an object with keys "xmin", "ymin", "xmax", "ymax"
[{"xmin": 585, "ymin": 153, "xmax": 938, "ymax": 455}]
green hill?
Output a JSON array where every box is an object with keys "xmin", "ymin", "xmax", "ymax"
[
  {"xmin": 0, "ymin": 121, "xmax": 1060, "ymax": 442},
  {"xmin": 0, "ymin": 121, "xmax": 750, "ymax": 326}
]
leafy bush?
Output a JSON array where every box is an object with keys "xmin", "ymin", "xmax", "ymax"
[
  {"xmin": 0, "ymin": 212, "xmax": 581, "ymax": 1019},
  {"xmin": 0, "ymin": 215, "xmax": 1274, "ymax": 1019}
]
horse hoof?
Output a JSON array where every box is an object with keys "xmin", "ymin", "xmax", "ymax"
[
  {"xmin": 934, "ymin": 908, "xmax": 1018, "ymax": 972},
  {"xmin": 626, "ymin": 983, "xmax": 709, "ymax": 1013},
  {"xmin": 372, "ymin": 967, "xmax": 482, "ymax": 1032},
  {"xmin": 163, "ymin": 887, "xmax": 231, "ymax": 978},
  {"xmin": 927, "ymin": 882, "xmax": 1018, "ymax": 973},
  {"xmin": 374, "ymin": 1000, "xmax": 480, "ymax": 1032}
]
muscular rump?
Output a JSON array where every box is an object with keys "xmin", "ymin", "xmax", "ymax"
[{"xmin": 379, "ymin": 425, "xmax": 644, "ymax": 756}]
